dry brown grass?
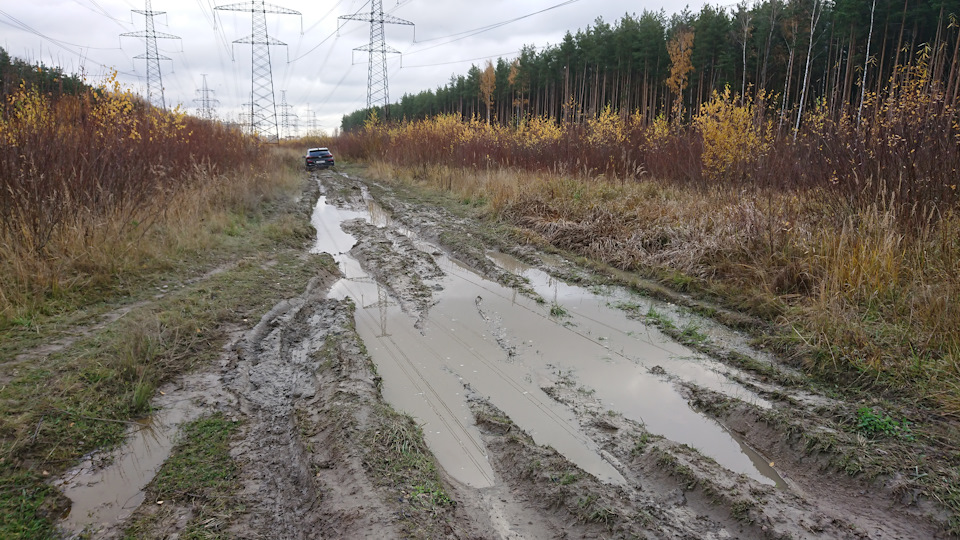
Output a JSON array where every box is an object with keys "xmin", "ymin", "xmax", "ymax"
[{"xmin": 0, "ymin": 148, "xmax": 302, "ymax": 327}]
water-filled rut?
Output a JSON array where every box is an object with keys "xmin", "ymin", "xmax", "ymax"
[{"xmin": 311, "ymin": 187, "xmax": 785, "ymax": 489}]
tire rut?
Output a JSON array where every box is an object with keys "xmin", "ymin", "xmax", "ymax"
[{"xmin": 224, "ymin": 277, "xmax": 404, "ymax": 538}]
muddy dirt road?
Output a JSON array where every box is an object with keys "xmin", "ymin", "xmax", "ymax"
[{"xmin": 57, "ymin": 171, "xmax": 950, "ymax": 538}]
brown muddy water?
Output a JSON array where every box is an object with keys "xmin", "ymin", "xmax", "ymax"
[
  {"xmin": 54, "ymin": 372, "xmax": 227, "ymax": 537},
  {"xmin": 312, "ymin": 192, "xmax": 786, "ymax": 490}
]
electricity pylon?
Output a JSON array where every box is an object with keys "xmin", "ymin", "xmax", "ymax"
[
  {"xmin": 339, "ymin": 0, "xmax": 414, "ymax": 114},
  {"xmin": 121, "ymin": 0, "xmax": 180, "ymax": 109},
  {"xmin": 194, "ymin": 74, "xmax": 220, "ymax": 120},
  {"xmin": 239, "ymin": 102, "xmax": 253, "ymax": 132},
  {"xmin": 278, "ymin": 90, "xmax": 298, "ymax": 138},
  {"xmin": 304, "ymin": 104, "xmax": 319, "ymax": 135},
  {"xmin": 215, "ymin": 0, "xmax": 300, "ymax": 143}
]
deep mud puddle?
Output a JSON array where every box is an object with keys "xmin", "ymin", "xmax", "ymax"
[{"xmin": 312, "ymin": 187, "xmax": 785, "ymax": 490}]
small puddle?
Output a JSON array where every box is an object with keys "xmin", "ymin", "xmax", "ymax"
[
  {"xmin": 54, "ymin": 373, "xmax": 220, "ymax": 536},
  {"xmin": 313, "ymin": 189, "xmax": 785, "ymax": 489}
]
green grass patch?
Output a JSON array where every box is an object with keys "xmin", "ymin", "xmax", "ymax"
[
  {"xmin": 150, "ymin": 415, "xmax": 240, "ymax": 501},
  {"xmin": 124, "ymin": 414, "xmax": 241, "ymax": 539},
  {"xmin": 0, "ymin": 463, "xmax": 65, "ymax": 540},
  {"xmin": 679, "ymin": 322, "xmax": 708, "ymax": 345},
  {"xmin": 644, "ymin": 307, "xmax": 675, "ymax": 330},
  {"xmin": 363, "ymin": 406, "xmax": 454, "ymax": 510},
  {"xmin": 361, "ymin": 404, "xmax": 456, "ymax": 536}
]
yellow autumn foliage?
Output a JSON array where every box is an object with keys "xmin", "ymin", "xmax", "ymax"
[
  {"xmin": 694, "ymin": 86, "xmax": 772, "ymax": 179},
  {"xmin": 516, "ymin": 115, "xmax": 564, "ymax": 148},
  {"xmin": 585, "ymin": 105, "xmax": 626, "ymax": 145}
]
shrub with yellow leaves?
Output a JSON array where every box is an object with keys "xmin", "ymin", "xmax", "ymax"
[
  {"xmin": 585, "ymin": 105, "xmax": 626, "ymax": 146},
  {"xmin": 694, "ymin": 86, "xmax": 772, "ymax": 180}
]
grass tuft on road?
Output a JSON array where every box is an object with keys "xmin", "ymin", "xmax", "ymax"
[{"xmin": 123, "ymin": 414, "xmax": 241, "ymax": 540}]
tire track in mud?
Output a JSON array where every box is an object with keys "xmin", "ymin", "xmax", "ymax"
[
  {"xmin": 225, "ymin": 276, "xmax": 404, "ymax": 539},
  {"xmin": 225, "ymin": 281, "xmax": 329, "ymax": 538}
]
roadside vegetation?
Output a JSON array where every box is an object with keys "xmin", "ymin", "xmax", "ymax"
[
  {"xmin": 0, "ymin": 56, "xmax": 265, "ymax": 329},
  {"xmin": 333, "ymin": 3, "xmax": 960, "ymax": 419},
  {"xmin": 0, "ymin": 53, "xmax": 323, "ymax": 537}
]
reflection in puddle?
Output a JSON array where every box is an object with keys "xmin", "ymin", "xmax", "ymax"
[
  {"xmin": 313, "ymin": 190, "xmax": 785, "ymax": 488},
  {"xmin": 311, "ymin": 195, "xmax": 366, "ymax": 255}
]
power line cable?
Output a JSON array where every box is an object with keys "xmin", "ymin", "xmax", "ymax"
[
  {"xmin": 317, "ymin": 62, "xmax": 355, "ymax": 108},
  {"xmin": 402, "ymin": 48, "xmax": 535, "ymax": 69},
  {"xmin": 0, "ymin": 14, "xmax": 122, "ymax": 51},
  {"xmin": 0, "ymin": 10, "xmax": 140, "ymax": 77},
  {"xmin": 70, "ymin": 0, "xmax": 132, "ymax": 29},
  {"xmin": 402, "ymin": 0, "xmax": 581, "ymax": 56},
  {"xmin": 289, "ymin": 0, "xmax": 369, "ymax": 62},
  {"xmin": 281, "ymin": 0, "xmax": 346, "ymax": 93}
]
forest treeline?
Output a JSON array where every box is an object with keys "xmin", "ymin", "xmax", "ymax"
[
  {"xmin": 342, "ymin": 0, "xmax": 960, "ymax": 130},
  {"xmin": 0, "ymin": 47, "xmax": 87, "ymax": 98}
]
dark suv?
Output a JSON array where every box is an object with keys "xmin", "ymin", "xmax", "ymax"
[{"xmin": 305, "ymin": 147, "xmax": 335, "ymax": 170}]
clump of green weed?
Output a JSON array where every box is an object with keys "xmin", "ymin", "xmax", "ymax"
[
  {"xmin": 364, "ymin": 406, "xmax": 455, "ymax": 512},
  {"xmin": 630, "ymin": 433, "xmax": 652, "ymax": 456},
  {"xmin": 645, "ymin": 307, "xmax": 675, "ymax": 329},
  {"xmin": 679, "ymin": 322, "xmax": 708, "ymax": 344},
  {"xmin": 125, "ymin": 414, "xmax": 240, "ymax": 538},
  {"xmin": 410, "ymin": 483, "xmax": 454, "ymax": 507},
  {"xmin": 0, "ymin": 463, "xmax": 64, "ymax": 539},
  {"xmin": 855, "ymin": 407, "xmax": 914, "ymax": 440}
]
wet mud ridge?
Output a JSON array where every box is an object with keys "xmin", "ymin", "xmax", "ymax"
[
  {"xmin": 61, "ymin": 170, "xmax": 951, "ymax": 538},
  {"xmin": 224, "ymin": 281, "xmax": 412, "ymax": 539}
]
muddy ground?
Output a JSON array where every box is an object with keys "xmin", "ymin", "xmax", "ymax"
[{"xmin": 53, "ymin": 169, "xmax": 955, "ymax": 539}]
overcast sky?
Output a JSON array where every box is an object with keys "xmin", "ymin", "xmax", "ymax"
[{"xmin": 1, "ymin": 0, "xmax": 720, "ymax": 133}]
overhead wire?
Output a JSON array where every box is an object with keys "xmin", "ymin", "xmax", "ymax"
[
  {"xmin": 401, "ymin": 47, "xmax": 539, "ymax": 69},
  {"xmin": 189, "ymin": 0, "xmax": 233, "ymax": 116},
  {"xmin": 0, "ymin": 13, "xmax": 122, "ymax": 52},
  {"xmin": 73, "ymin": 0, "xmax": 132, "ymax": 30},
  {"xmin": 207, "ymin": 0, "xmax": 250, "ymax": 121},
  {"xmin": 288, "ymin": 0, "xmax": 368, "ymax": 63},
  {"xmin": 292, "ymin": 31, "xmax": 342, "ymax": 106},
  {"xmin": 318, "ymin": 63, "xmax": 357, "ymax": 109},
  {"xmin": 281, "ymin": 0, "xmax": 346, "ymax": 94},
  {"xmin": 401, "ymin": 0, "xmax": 581, "ymax": 57},
  {"xmin": 0, "ymin": 10, "xmax": 140, "ymax": 78}
]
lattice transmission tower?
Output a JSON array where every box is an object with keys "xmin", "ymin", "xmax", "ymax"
[
  {"xmin": 238, "ymin": 103, "xmax": 253, "ymax": 128},
  {"xmin": 278, "ymin": 90, "xmax": 298, "ymax": 138},
  {"xmin": 194, "ymin": 74, "xmax": 220, "ymax": 120},
  {"xmin": 215, "ymin": 0, "xmax": 300, "ymax": 143},
  {"xmin": 121, "ymin": 0, "xmax": 180, "ymax": 109},
  {"xmin": 339, "ymin": 0, "xmax": 414, "ymax": 115}
]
